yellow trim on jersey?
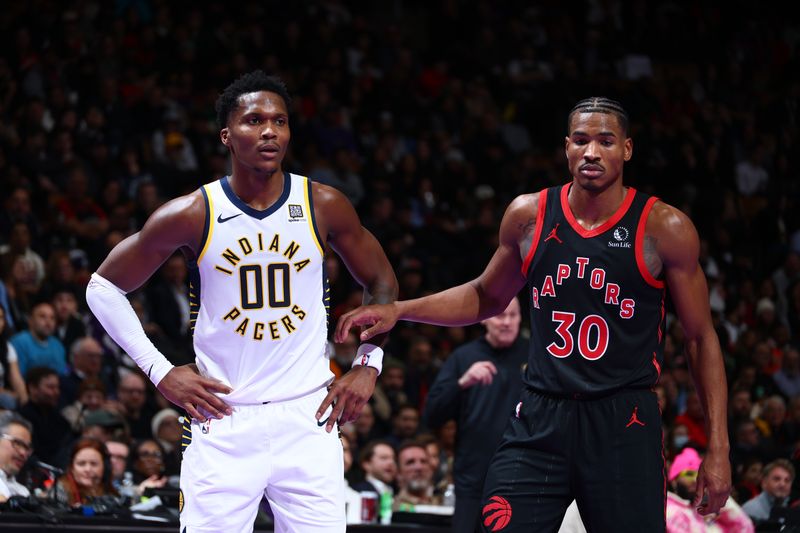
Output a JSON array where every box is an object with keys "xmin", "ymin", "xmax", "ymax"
[
  {"xmin": 303, "ymin": 177, "xmax": 324, "ymax": 256},
  {"xmin": 197, "ymin": 184, "xmax": 215, "ymax": 263}
]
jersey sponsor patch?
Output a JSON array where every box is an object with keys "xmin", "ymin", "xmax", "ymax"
[
  {"xmin": 609, "ymin": 225, "xmax": 631, "ymax": 248},
  {"xmin": 288, "ymin": 204, "xmax": 304, "ymax": 218}
]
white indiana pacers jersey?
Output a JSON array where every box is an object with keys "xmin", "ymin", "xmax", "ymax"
[{"xmin": 190, "ymin": 173, "xmax": 332, "ymax": 404}]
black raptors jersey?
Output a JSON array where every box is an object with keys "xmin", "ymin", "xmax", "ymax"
[{"xmin": 521, "ymin": 183, "xmax": 666, "ymax": 396}]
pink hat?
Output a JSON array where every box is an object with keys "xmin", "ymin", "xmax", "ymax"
[{"xmin": 669, "ymin": 447, "xmax": 702, "ymax": 481}]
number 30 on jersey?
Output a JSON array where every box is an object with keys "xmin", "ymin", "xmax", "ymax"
[{"xmin": 546, "ymin": 311, "xmax": 609, "ymax": 360}]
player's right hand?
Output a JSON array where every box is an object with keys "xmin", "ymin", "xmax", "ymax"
[
  {"xmin": 335, "ymin": 303, "xmax": 399, "ymax": 343},
  {"xmin": 157, "ymin": 364, "xmax": 233, "ymax": 422},
  {"xmin": 458, "ymin": 361, "xmax": 498, "ymax": 389}
]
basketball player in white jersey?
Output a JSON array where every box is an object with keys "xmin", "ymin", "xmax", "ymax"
[{"xmin": 85, "ymin": 71, "xmax": 398, "ymax": 532}]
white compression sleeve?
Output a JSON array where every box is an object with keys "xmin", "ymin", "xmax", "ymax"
[{"xmin": 86, "ymin": 272, "xmax": 175, "ymax": 386}]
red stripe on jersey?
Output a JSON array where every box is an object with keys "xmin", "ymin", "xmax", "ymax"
[
  {"xmin": 635, "ymin": 196, "xmax": 666, "ymax": 289},
  {"xmin": 652, "ymin": 351, "xmax": 661, "ymax": 378},
  {"xmin": 560, "ymin": 183, "xmax": 637, "ymax": 238},
  {"xmin": 661, "ymin": 428, "xmax": 667, "ymax": 524},
  {"xmin": 521, "ymin": 189, "xmax": 548, "ymax": 277}
]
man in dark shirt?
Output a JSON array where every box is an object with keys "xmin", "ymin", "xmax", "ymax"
[
  {"xmin": 17, "ymin": 366, "xmax": 74, "ymax": 468},
  {"xmin": 59, "ymin": 336, "xmax": 109, "ymax": 407},
  {"xmin": 424, "ymin": 297, "xmax": 527, "ymax": 532},
  {"xmin": 116, "ymin": 372, "xmax": 156, "ymax": 440}
]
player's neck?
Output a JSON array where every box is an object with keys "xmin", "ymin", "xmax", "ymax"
[
  {"xmin": 567, "ymin": 180, "xmax": 628, "ymax": 230},
  {"xmin": 228, "ymin": 169, "xmax": 286, "ymax": 211}
]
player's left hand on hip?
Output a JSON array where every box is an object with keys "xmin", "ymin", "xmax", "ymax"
[
  {"xmin": 316, "ymin": 365, "xmax": 378, "ymax": 433},
  {"xmin": 693, "ymin": 450, "xmax": 731, "ymax": 515}
]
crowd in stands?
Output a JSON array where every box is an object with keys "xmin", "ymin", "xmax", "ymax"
[{"xmin": 0, "ymin": 0, "xmax": 799, "ymax": 528}]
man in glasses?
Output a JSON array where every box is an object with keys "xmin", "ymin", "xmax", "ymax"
[
  {"xmin": 667, "ymin": 447, "xmax": 753, "ymax": 531},
  {"xmin": 0, "ymin": 412, "xmax": 33, "ymax": 502}
]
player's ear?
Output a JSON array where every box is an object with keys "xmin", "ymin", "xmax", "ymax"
[
  {"xmin": 624, "ymin": 138, "xmax": 633, "ymax": 161},
  {"xmin": 220, "ymin": 128, "xmax": 230, "ymax": 147}
]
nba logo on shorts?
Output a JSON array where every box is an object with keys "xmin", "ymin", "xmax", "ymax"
[{"xmin": 202, "ymin": 419, "xmax": 211, "ymax": 434}]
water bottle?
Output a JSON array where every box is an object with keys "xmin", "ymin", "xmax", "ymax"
[
  {"xmin": 120, "ymin": 471, "xmax": 137, "ymax": 505},
  {"xmin": 443, "ymin": 483, "xmax": 456, "ymax": 509},
  {"xmin": 379, "ymin": 491, "xmax": 393, "ymax": 525}
]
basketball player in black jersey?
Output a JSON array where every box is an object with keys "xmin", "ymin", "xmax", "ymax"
[{"xmin": 336, "ymin": 97, "xmax": 731, "ymax": 532}]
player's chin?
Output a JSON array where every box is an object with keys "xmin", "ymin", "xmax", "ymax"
[
  {"xmin": 251, "ymin": 162, "xmax": 282, "ymax": 175},
  {"xmin": 575, "ymin": 174, "xmax": 614, "ymax": 192}
]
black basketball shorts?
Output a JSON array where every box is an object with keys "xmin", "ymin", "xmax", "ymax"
[{"xmin": 481, "ymin": 387, "xmax": 665, "ymax": 533}]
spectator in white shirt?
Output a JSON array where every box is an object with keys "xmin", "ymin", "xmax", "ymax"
[{"xmin": 0, "ymin": 412, "xmax": 33, "ymax": 502}]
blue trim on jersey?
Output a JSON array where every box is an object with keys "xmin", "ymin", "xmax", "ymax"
[
  {"xmin": 305, "ymin": 178, "xmax": 324, "ymax": 249},
  {"xmin": 199, "ymin": 185, "xmax": 211, "ymax": 250},
  {"xmin": 220, "ymin": 173, "xmax": 291, "ymax": 219}
]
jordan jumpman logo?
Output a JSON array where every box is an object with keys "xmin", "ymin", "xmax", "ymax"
[
  {"xmin": 544, "ymin": 223, "xmax": 563, "ymax": 243},
  {"xmin": 626, "ymin": 406, "xmax": 645, "ymax": 427}
]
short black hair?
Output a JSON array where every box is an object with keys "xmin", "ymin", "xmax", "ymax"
[
  {"xmin": 358, "ymin": 439, "xmax": 394, "ymax": 465},
  {"xmin": 396, "ymin": 439, "xmax": 427, "ymax": 459},
  {"xmin": 25, "ymin": 366, "xmax": 59, "ymax": 387},
  {"xmin": 568, "ymin": 97, "xmax": 629, "ymax": 137},
  {"xmin": 215, "ymin": 70, "xmax": 292, "ymax": 129}
]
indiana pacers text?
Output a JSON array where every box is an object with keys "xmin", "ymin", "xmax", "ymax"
[{"xmin": 213, "ymin": 232, "xmax": 311, "ymax": 340}]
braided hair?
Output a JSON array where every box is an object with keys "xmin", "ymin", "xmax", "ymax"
[{"xmin": 568, "ymin": 97, "xmax": 629, "ymax": 137}]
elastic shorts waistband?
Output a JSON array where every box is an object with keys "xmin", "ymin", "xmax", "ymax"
[
  {"xmin": 525, "ymin": 385, "xmax": 652, "ymax": 401},
  {"xmin": 226, "ymin": 383, "xmax": 330, "ymax": 407}
]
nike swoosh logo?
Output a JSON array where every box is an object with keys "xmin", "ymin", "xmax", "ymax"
[
  {"xmin": 217, "ymin": 213, "xmax": 242, "ymax": 223},
  {"xmin": 317, "ymin": 416, "xmax": 330, "ymax": 427}
]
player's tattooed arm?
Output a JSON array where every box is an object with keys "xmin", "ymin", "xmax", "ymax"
[
  {"xmin": 518, "ymin": 217, "xmax": 536, "ymax": 260},
  {"xmin": 312, "ymin": 182, "xmax": 398, "ymax": 347},
  {"xmin": 642, "ymin": 235, "xmax": 662, "ymax": 279}
]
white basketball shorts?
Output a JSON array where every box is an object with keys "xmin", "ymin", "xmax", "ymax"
[{"xmin": 179, "ymin": 387, "xmax": 345, "ymax": 532}]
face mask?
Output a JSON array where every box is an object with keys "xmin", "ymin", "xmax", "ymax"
[
  {"xmin": 675, "ymin": 482, "xmax": 695, "ymax": 501},
  {"xmin": 673, "ymin": 435, "xmax": 689, "ymax": 449}
]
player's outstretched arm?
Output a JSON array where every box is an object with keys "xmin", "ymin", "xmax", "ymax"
[
  {"xmin": 312, "ymin": 183, "xmax": 399, "ymax": 431},
  {"xmin": 87, "ymin": 193, "xmax": 233, "ymax": 422},
  {"xmin": 653, "ymin": 201, "xmax": 731, "ymax": 515},
  {"xmin": 335, "ymin": 193, "xmax": 537, "ymax": 344}
]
